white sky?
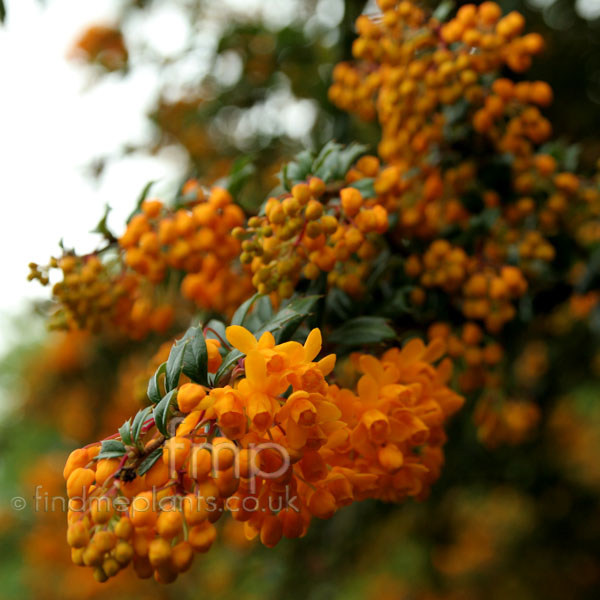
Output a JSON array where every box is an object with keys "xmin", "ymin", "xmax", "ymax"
[{"xmin": 0, "ymin": 0, "xmax": 186, "ymax": 351}]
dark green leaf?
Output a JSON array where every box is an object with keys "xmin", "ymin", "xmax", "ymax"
[
  {"xmin": 231, "ymin": 292, "xmax": 263, "ymax": 326},
  {"xmin": 137, "ymin": 448, "xmax": 163, "ymax": 476},
  {"xmin": 204, "ymin": 319, "xmax": 228, "ymax": 344},
  {"xmin": 181, "ymin": 326, "xmax": 208, "ymax": 385},
  {"xmin": 337, "ymin": 143, "xmax": 369, "ymax": 178},
  {"xmin": 166, "ymin": 338, "xmax": 190, "ymax": 391},
  {"xmin": 127, "ymin": 180, "xmax": 155, "ymax": 223},
  {"xmin": 312, "ymin": 141, "xmax": 338, "ymax": 180},
  {"xmin": 212, "ymin": 349, "xmax": 243, "ymax": 387},
  {"xmin": 255, "ymin": 295, "xmax": 321, "ymax": 342},
  {"xmin": 96, "ymin": 439, "xmax": 126, "ymax": 460},
  {"xmin": 326, "ymin": 288, "xmax": 353, "ymax": 321},
  {"xmin": 153, "ymin": 389, "xmax": 178, "ymax": 437},
  {"xmin": 0, "ymin": 1, "xmax": 5, "ymax": 23},
  {"xmin": 282, "ymin": 150, "xmax": 315, "ymax": 188},
  {"xmin": 131, "ymin": 406, "xmax": 153, "ymax": 444},
  {"xmin": 147, "ymin": 362, "xmax": 166, "ymax": 404},
  {"xmin": 313, "ymin": 142, "xmax": 368, "ymax": 182},
  {"xmin": 328, "ymin": 316, "xmax": 396, "ymax": 346},
  {"xmin": 118, "ymin": 419, "xmax": 132, "ymax": 447},
  {"xmin": 245, "ymin": 295, "xmax": 273, "ymax": 331},
  {"xmin": 91, "ymin": 204, "xmax": 114, "ymax": 240},
  {"xmin": 223, "ymin": 156, "xmax": 256, "ymax": 197}
]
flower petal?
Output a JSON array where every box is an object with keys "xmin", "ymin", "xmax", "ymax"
[
  {"xmin": 244, "ymin": 350, "xmax": 267, "ymax": 387},
  {"xmin": 357, "ymin": 373, "xmax": 379, "ymax": 404},
  {"xmin": 359, "ymin": 355, "xmax": 384, "ymax": 381},
  {"xmin": 257, "ymin": 330, "xmax": 275, "ymax": 349},
  {"xmin": 317, "ymin": 354, "xmax": 336, "ymax": 376},
  {"xmin": 422, "ymin": 337, "xmax": 446, "ymax": 363},
  {"xmin": 226, "ymin": 325, "xmax": 257, "ymax": 355},
  {"xmin": 304, "ymin": 328, "xmax": 322, "ymax": 362},
  {"xmin": 399, "ymin": 338, "xmax": 426, "ymax": 365}
]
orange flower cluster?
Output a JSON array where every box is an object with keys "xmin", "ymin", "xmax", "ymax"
[
  {"xmin": 407, "ymin": 240, "xmax": 528, "ymax": 333},
  {"xmin": 120, "ymin": 184, "xmax": 253, "ymax": 316},
  {"xmin": 329, "ymin": 1, "xmax": 545, "ymax": 167},
  {"xmin": 324, "ymin": 0, "xmax": 600, "ymax": 408},
  {"xmin": 30, "ymin": 183, "xmax": 253, "ymax": 338},
  {"xmin": 63, "ymin": 326, "xmax": 462, "ymax": 583},
  {"xmin": 237, "ymin": 163, "xmax": 389, "ymax": 299},
  {"xmin": 70, "ymin": 25, "xmax": 128, "ymax": 71}
]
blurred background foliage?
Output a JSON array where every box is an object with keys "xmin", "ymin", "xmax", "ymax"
[{"xmin": 1, "ymin": 0, "xmax": 600, "ymax": 599}]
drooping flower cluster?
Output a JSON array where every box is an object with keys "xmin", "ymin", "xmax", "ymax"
[
  {"xmin": 64, "ymin": 326, "xmax": 463, "ymax": 583},
  {"xmin": 329, "ymin": 1, "xmax": 547, "ymax": 168},
  {"xmin": 29, "ymin": 184, "xmax": 253, "ymax": 338},
  {"xmin": 326, "ymin": 0, "xmax": 600, "ymax": 416}
]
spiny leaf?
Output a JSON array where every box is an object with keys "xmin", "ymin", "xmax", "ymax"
[
  {"xmin": 153, "ymin": 389, "xmax": 178, "ymax": 437},
  {"xmin": 166, "ymin": 338, "xmax": 190, "ymax": 391},
  {"xmin": 96, "ymin": 439, "xmax": 126, "ymax": 460},
  {"xmin": 181, "ymin": 326, "xmax": 208, "ymax": 386},
  {"xmin": 131, "ymin": 406, "xmax": 153, "ymax": 444},
  {"xmin": 118, "ymin": 419, "xmax": 132, "ymax": 447}
]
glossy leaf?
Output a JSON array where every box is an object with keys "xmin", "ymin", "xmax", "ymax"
[
  {"xmin": 147, "ymin": 362, "xmax": 166, "ymax": 404},
  {"xmin": 96, "ymin": 439, "xmax": 126, "ymax": 460},
  {"xmin": 153, "ymin": 389, "xmax": 178, "ymax": 437},
  {"xmin": 166, "ymin": 338, "xmax": 190, "ymax": 391},
  {"xmin": 181, "ymin": 326, "xmax": 208, "ymax": 385}
]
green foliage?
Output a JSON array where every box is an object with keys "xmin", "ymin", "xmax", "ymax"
[
  {"xmin": 147, "ymin": 362, "xmax": 166, "ymax": 404},
  {"xmin": 118, "ymin": 419, "xmax": 132, "ymax": 447},
  {"xmin": 180, "ymin": 326, "xmax": 209, "ymax": 386},
  {"xmin": 166, "ymin": 337, "xmax": 190, "ymax": 392},
  {"xmin": 327, "ymin": 316, "xmax": 396, "ymax": 347},
  {"xmin": 153, "ymin": 388, "xmax": 177, "ymax": 437},
  {"xmin": 95, "ymin": 439, "xmax": 126, "ymax": 460},
  {"xmin": 280, "ymin": 142, "xmax": 368, "ymax": 191},
  {"xmin": 231, "ymin": 292, "xmax": 263, "ymax": 327},
  {"xmin": 131, "ymin": 406, "xmax": 153, "ymax": 447}
]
